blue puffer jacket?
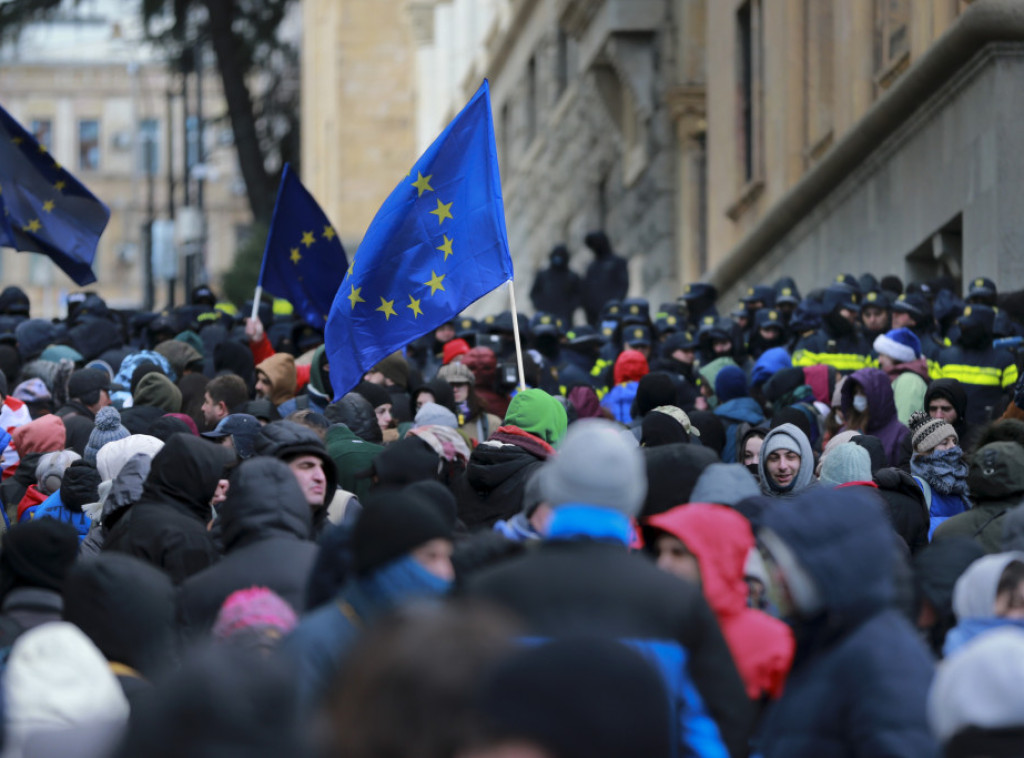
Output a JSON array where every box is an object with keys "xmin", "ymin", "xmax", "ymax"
[
  {"xmin": 758, "ymin": 488, "xmax": 939, "ymax": 758},
  {"xmin": 33, "ymin": 491, "xmax": 91, "ymax": 541},
  {"xmin": 601, "ymin": 381, "xmax": 639, "ymax": 424},
  {"xmin": 713, "ymin": 397, "xmax": 765, "ymax": 463}
]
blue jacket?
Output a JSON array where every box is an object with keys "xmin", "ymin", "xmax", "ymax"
[
  {"xmin": 758, "ymin": 489, "xmax": 939, "ymax": 758},
  {"xmin": 713, "ymin": 397, "xmax": 765, "ymax": 464},
  {"xmin": 33, "ymin": 491, "xmax": 91, "ymax": 541},
  {"xmin": 280, "ymin": 556, "xmax": 450, "ymax": 707},
  {"xmin": 601, "ymin": 381, "xmax": 639, "ymax": 424}
]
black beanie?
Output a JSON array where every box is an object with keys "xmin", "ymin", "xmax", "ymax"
[
  {"xmin": 60, "ymin": 460, "xmax": 102, "ymax": 513},
  {"xmin": 635, "ymin": 373, "xmax": 677, "ymax": 418},
  {"xmin": 354, "ymin": 380, "xmax": 391, "ymax": 410},
  {"xmin": 476, "ymin": 637, "xmax": 672, "ymax": 758},
  {"xmin": 365, "ymin": 437, "xmax": 441, "ymax": 488},
  {"xmin": 353, "ymin": 491, "xmax": 453, "ymax": 576},
  {"xmin": 0, "ymin": 519, "xmax": 79, "ymax": 598},
  {"xmin": 770, "ymin": 406, "xmax": 813, "ymax": 443}
]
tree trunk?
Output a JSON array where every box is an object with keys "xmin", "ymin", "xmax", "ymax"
[{"xmin": 202, "ymin": 0, "xmax": 276, "ymax": 221}]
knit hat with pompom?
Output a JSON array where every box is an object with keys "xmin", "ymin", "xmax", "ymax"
[
  {"xmin": 84, "ymin": 406, "xmax": 130, "ymax": 465},
  {"xmin": 909, "ymin": 409, "xmax": 957, "ymax": 455}
]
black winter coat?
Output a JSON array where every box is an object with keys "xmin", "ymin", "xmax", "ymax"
[
  {"xmin": 466, "ymin": 540, "xmax": 754, "ymax": 758},
  {"xmin": 874, "ymin": 467, "xmax": 930, "ymax": 554},
  {"xmin": 178, "ymin": 458, "xmax": 318, "ymax": 639},
  {"xmin": 103, "ymin": 434, "xmax": 231, "ymax": 584},
  {"xmin": 452, "ymin": 433, "xmax": 549, "ymax": 530}
]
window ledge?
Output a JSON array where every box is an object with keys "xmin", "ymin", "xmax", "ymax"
[
  {"xmin": 874, "ymin": 49, "xmax": 911, "ymax": 92},
  {"xmin": 726, "ymin": 177, "xmax": 765, "ymax": 221},
  {"xmin": 803, "ymin": 128, "xmax": 834, "ymax": 165}
]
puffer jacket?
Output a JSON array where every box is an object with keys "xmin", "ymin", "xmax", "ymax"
[{"xmin": 178, "ymin": 458, "xmax": 317, "ymax": 640}]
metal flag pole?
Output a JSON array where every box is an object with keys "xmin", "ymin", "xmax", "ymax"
[
  {"xmin": 507, "ymin": 279, "xmax": 527, "ymax": 391},
  {"xmin": 250, "ymin": 285, "xmax": 263, "ymax": 322}
]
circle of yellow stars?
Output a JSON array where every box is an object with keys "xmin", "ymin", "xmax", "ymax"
[{"xmin": 5, "ymin": 129, "xmax": 70, "ymax": 240}]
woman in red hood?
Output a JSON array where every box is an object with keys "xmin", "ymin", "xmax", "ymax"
[{"xmin": 645, "ymin": 503, "xmax": 794, "ymax": 703}]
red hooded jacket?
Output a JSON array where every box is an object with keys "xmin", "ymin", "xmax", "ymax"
[{"xmin": 646, "ymin": 503, "xmax": 794, "ymax": 700}]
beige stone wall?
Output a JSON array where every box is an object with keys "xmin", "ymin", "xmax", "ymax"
[
  {"xmin": 301, "ymin": 0, "xmax": 418, "ymax": 251},
  {"xmin": 705, "ymin": 0, "xmax": 968, "ymax": 275},
  {"xmin": 0, "ymin": 60, "xmax": 250, "ymax": 315}
]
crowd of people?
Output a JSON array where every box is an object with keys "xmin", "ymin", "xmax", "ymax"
[{"xmin": 0, "ymin": 241, "xmax": 1020, "ymax": 757}]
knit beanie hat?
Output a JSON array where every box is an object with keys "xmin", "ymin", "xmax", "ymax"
[
  {"xmin": 436, "ymin": 361, "xmax": 476, "ymax": 387},
  {"xmin": 538, "ymin": 418, "xmax": 647, "ymax": 517},
  {"xmin": 873, "ymin": 327, "xmax": 921, "ymax": 364},
  {"xmin": 635, "ymin": 373, "xmax": 677, "ymax": 418},
  {"xmin": 0, "ymin": 519, "xmax": 79, "ymax": 596},
  {"xmin": 352, "ymin": 490, "xmax": 453, "ymax": 576},
  {"xmin": 819, "ymin": 443, "xmax": 872, "ymax": 487},
  {"xmin": 212, "ymin": 587, "xmax": 298, "ymax": 647},
  {"xmin": 414, "ymin": 402, "xmax": 459, "ymax": 429},
  {"xmin": 35, "ymin": 450, "xmax": 81, "ymax": 496},
  {"xmin": 83, "ymin": 406, "xmax": 130, "ymax": 464},
  {"xmin": 354, "ymin": 380, "xmax": 391, "ymax": 410},
  {"xmin": 909, "ymin": 409, "xmax": 957, "ymax": 454},
  {"xmin": 761, "ymin": 429, "xmax": 801, "ymax": 459},
  {"xmin": 714, "ymin": 365, "xmax": 749, "ymax": 403},
  {"xmin": 442, "ymin": 338, "xmax": 470, "ymax": 365},
  {"xmin": 504, "ymin": 388, "xmax": 568, "ymax": 446},
  {"xmin": 371, "ymin": 352, "xmax": 409, "ymax": 389}
]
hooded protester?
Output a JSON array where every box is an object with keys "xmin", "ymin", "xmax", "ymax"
[
  {"xmin": 640, "ymin": 406, "xmax": 700, "ymax": 447},
  {"xmin": 18, "ymin": 448, "xmax": 79, "ymax": 524},
  {"xmin": 121, "ymin": 372, "xmax": 183, "ymax": 434},
  {"xmin": 530, "ymin": 244, "xmax": 583, "ymax": 326},
  {"xmin": 103, "ymin": 434, "xmax": 233, "ymax": 584},
  {"xmin": 34, "ymin": 460, "xmax": 102, "ymax": 541},
  {"xmin": 325, "ymin": 393, "xmax": 383, "ymax": 444},
  {"xmin": 282, "ymin": 488, "xmax": 455, "ymax": 707},
  {"xmin": 0, "ymin": 519, "xmax": 79, "ymax": 650},
  {"xmin": 756, "ymin": 488, "xmax": 938, "ymax": 757},
  {"xmin": 462, "ymin": 346, "xmax": 510, "ymax": 419},
  {"xmin": 62, "ymin": 553, "xmax": 176, "ymax": 706},
  {"xmin": 906, "ymin": 410, "xmax": 970, "ymax": 538},
  {"xmin": 928, "ymin": 627, "xmax": 1024, "ymax": 757},
  {"xmin": 933, "ymin": 441, "xmax": 1024, "ymax": 553},
  {"xmin": 253, "ymin": 421, "xmax": 338, "ymax": 534},
  {"xmin": 466, "ymin": 419, "xmax": 753, "ymax": 757},
  {"xmin": 255, "ymin": 352, "xmax": 297, "ymax": 409},
  {"xmin": 325, "ymin": 421, "xmax": 384, "ymax": 508},
  {"xmin": 4, "ymin": 622, "xmax": 130, "ymax": 758},
  {"xmin": 3, "ymin": 413, "xmax": 67, "ymax": 523},
  {"xmin": 645, "ymin": 503, "xmax": 794, "ymax": 703},
  {"xmin": 757, "ymin": 423, "xmax": 816, "ymax": 498},
  {"xmin": 874, "ymin": 327, "xmax": 930, "ymax": 425},
  {"xmin": 453, "ymin": 389, "xmax": 567, "ymax": 529},
  {"xmin": 913, "ymin": 537, "xmax": 986, "ymax": 657},
  {"xmin": 178, "ymin": 458, "xmax": 318, "ymax": 640},
  {"xmin": 641, "ymin": 442, "xmax": 720, "ymax": 518},
  {"xmin": 942, "ymin": 551, "xmax": 1024, "ymax": 657},
  {"xmin": 581, "ymin": 231, "xmax": 629, "ymax": 326},
  {"xmin": 409, "ymin": 376, "xmax": 457, "ymax": 418},
  {"xmin": 688, "ymin": 463, "xmax": 762, "ymax": 508},
  {"xmin": 840, "ymin": 367, "xmax": 910, "ymax": 467},
  {"xmin": 601, "ymin": 349, "xmax": 649, "ymax": 424},
  {"xmin": 713, "ymin": 366, "xmax": 766, "ymax": 463}
]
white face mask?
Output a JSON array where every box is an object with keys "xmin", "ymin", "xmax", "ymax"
[{"xmin": 852, "ymin": 395, "xmax": 868, "ymax": 413}]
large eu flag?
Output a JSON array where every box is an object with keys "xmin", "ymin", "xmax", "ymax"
[
  {"xmin": 325, "ymin": 80, "xmax": 514, "ymax": 399},
  {"xmin": 0, "ymin": 103, "xmax": 109, "ymax": 286},
  {"xmin": 259, "ymin": 163, "xmax": 348, "ymax": 329}
]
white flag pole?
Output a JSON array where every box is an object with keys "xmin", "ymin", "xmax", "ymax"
[{"xmin": 507, "ymin": 279, "xmax": 527, "ymax": 391}]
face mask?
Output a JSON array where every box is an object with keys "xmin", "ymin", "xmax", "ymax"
[
  {"xmin": 852, "ymin": 395, "xmax": 868, "ymax": 413},
  {"xmin": 746, "ymin": 463, "xmax": 760, "ymax": 480}
]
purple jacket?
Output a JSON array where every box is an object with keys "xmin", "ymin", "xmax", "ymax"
[{"xmin": 842, "ymin": 368, "xmax": 910, "ymax": 467}]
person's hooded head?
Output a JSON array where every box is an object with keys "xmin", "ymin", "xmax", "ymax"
[
  {"xmin": 968, "ymin": 442, "xmax": 1024, "ymax": 504},
  {"xmin": 841, "ymin": 367, "xmax": 899, "ymax": 433},
  {"xmin": 688, "ymin": 462, "xmax": 761, "ymax": 507},
  {"xmin": 503, "ymin": 389, "xmax": 568, "ymax": 447},
  {"xmin": 641, "ymin": 442, "xmax": 719, "ymax": 518},
  {"xmin": 0, "ymin": 519, "xmax": 79, "ymax": 602},
  {"xmin": 923, "ymin": 378, "xmax": 969, "ymax": 438},
  {"xmin": 252, "ymin": 421, "xmax": 339, "ymax": 512},
  {"xmin": 634, "ymin": 373, "xmax": 677, "ymax": 418},
  {"xmin": 13, "ymin": 413, "xmax": 66, "ymax": 457},
  {"xmin": 362, "ymin": 437, "xmax": 442, "ymax": 489},
  {"xmin": 219, "ymin": 458, "xmax": 314, "ymax": 551},
  {"xmin": 325, "ymin": 392, "xmax": 383, "ymax": 444},
  {"xmin": 62, "ymin": 553, "xmax": 176, "ymax": 681},
  {"xmin": 254, "ymin": 353, "xmax": 297, "ymax": 407},
  {"xmin": 133, "ymin": 372, "xmax": 183, "ymax": 413},
  {"xmin": 139, "ymin": 433, "xmax": 233, "ymax": 524},
  {"xmin": 757, "ymin": 423, "xmax": 815, "ymax": 497},
  {"xmin": 612, "ymin": 349, "xmax": 649, "ymax": 386}
]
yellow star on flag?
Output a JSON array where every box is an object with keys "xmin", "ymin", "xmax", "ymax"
[
  {"xmin": 42, "ymin": 200, "xmax": 55, "ymax": 213},
  {"xmin": 429, "ymin": 198, "xmax": 453, "ymax": 225},
  {"xmin": 347, "ymin": 286, "xmax": 365, "ymax": 310},
  {"xmin": 322, "ymin": 225, "xmax": 336, "ymax": 241},
  {"xmin": 290, "ymin": 247, "xmax": 302, "ymax": 264},
  {"xmin": 38, "ymin": 144, "xmax": 47, "ymax": 154},
  {"xmin": 407, "ymin": 294, "xmax": 423, "ymax": 318},
  {"xmin": 411, "ymin": 172, "xmax": 433, "ymax": 197},
  {"xmin": 436, "ymin": 235, "xmax": 454, "ymax": 260},
  {"xmin": 52, "ymin": 160, "xmax": 61, "ymax": 171},
  {"xmin": 424, "ymin": 270, "xmax": 446, "ymax": 296},
  {"xmin": 54, "ymin": 180, "xmax": 66, "ymax": 192},
  {"xmin": 376, "ymin": 296, "xmax": 397, "ymax": 321},
  {"xmin": 300, "ymin": 230, "xmax": 316, "ymax": 248},
  {"xmin": 23, "ymin": 218, "xmax": 41, "ymax": 233}
]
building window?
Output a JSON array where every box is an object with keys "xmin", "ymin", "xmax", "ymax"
[
  {"xmin": 874, "ymin": 0, "xmax": 910, "ymax": 83},
  {"xmin": 803, "ymin": 0, "xmax": 834, "ymax": 160},
  {"xmin": 78, "ymin": 119, "xmax": 100, "ymax": 170},
  {"xmin": 737, "ymin": 0, "xmax": 763, "ymax": 184},
  {"xmin": 139, "ymin": 118, "xmax": 160, "ymax": 174},
  {"xmin": 186, "ymin": 115, "xmax": 200, "ymax": 169},
  {"xmin": 526, "ymin": 55, "xmax": 538, "ymax": 145},
  {"xmin": 30, "ymin": 119, "xmax": 52, "ymax": 153}
]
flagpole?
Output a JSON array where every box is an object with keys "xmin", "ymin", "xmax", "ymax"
[
  {"xmin": 250, "ymin": 285, "xmax": 262, "ymax": 322},
  {"xmin": 506, "ymin": 280, "xmax": 527, "ymax": 391}
]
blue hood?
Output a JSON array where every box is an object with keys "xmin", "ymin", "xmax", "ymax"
[
  {"xmin": 750, "ymin": 347, "xmax": 792, "ymax": 388},
  {"xmin": 760, "ymin": 487, "xmax": 895, "ymax": 627},
  {"xmin": 713, "ymin": 397, "xmax": 765, "ymax": 425}
]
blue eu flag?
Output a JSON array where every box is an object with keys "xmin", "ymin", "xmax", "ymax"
[
  {"xmin": 258, "ymin": 164, "xmax": 348, "ymax": 330},
  {"xmin": 0, "ymin": 103, "xmax": 110, "ymax": 286},
  {"xmin": 325, "ymin": 81, "xmax": 514, "ymax": 399}
]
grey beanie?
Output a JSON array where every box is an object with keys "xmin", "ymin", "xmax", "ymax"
[
  {"xmin": 35, "ymin": 450, "xmax": 81, "ymax": 496},
  {"xmin": 689, "ymin": 463, "xmax": 760, "ymax": 506},
  {"xmin": 538, "ymin": 418, "xmax": 647, "ymax": 517},
  {"xmin": 819, "ymin": 443, "xmax": 872, "ymax": 487},
  {"xmin": 414, "ymin": 402, "xmax": 459, "ymax": 430},
  {"xmin": 83, "ymin": 406, "xmax": 130, "ymax": 465},
  {"xmin": 762, "ymin": 430, "xmax": 801, "ymax": 459}
]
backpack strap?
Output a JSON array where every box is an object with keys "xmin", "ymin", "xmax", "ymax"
[{"xmin": 912, "ymin": 475, "xmax": 933, "ymax": 509}]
